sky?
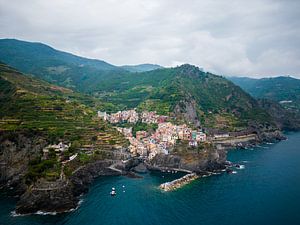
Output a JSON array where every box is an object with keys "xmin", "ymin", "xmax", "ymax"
[{"xmin": 0, "ymin": 0, "xmax": 299, "ymax": 77}]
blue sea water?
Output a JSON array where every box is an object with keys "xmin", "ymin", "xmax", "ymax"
[{"xmin": 1, "ymin": 132, "xmax": 300, "ymax": 225}]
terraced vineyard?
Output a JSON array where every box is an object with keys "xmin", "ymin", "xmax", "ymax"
[{"xmin": 0, "ymin": 63, "xmax": 128, "ymax": 182}]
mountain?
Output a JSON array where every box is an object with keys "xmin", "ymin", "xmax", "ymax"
[
  {"xmin": 120, "ymin": 64, "xmax": 163, "ymax": 72},
  {"xmin": 0, "ymin": 39, "xmax": 127, "ymax": 91},
  {"xmin": 228, "ymin": 76, "xmax": 300, "ymax": 111},
  {"xmin": 95, "ymin": 64, "xmax": 276, "ymax": 130},
  {"xmin": 1, "ymin": 39, "xmax": 299, "ymax": 131}
]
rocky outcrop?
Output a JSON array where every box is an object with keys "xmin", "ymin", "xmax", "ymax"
[
  {"xmin": 14, "ymin": 159, "xmax": 139, "ymax": 214},
  {"xmin": 212, "ymin": 129, "xmax": 286, "ymax": 149},
  {"xmin": 148, "ymin": 148, "xmax": 227, "ymax": 173},
  {"xmin": 174, "ymin": 99, "xmax": 201, "ymax": 128},
  {"xmin": 256, "ymin": 129, "xmax": 286, "ymax": 143},
  {"xmin": 258, "ymin": 99, "xmax": 300, "ymax": 131},
  {"xmin": 0, "ymin": 131, "xmax": 47, "ymax": 195},
  {"xmin": 132, "ymin": 163, "xmax": 148, "ymax": 173},
  {"xmin": 15, "ymin": 180, "xmax": 76, "ymax": 214},
  {"xmin": 70, "ymin": 160, "xmax": 121, "ymax": 197}
]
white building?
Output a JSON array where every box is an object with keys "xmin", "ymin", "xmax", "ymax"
[{"xmin": 98, "ymin": 111, "xmax": 108, "ymax": 121}]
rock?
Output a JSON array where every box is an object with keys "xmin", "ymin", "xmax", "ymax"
[
  {"xmin": 70, "ymin": 160, "xmax": 121, "ymax": 197},
  {"xmin": 160, "ymin": 173, "xmax": 199, "ymax": 191},
  {"xmin": 15, "ymin": 160, "xmax": 123, "ymax": 214},
  {"xmin": 258, "ymin": 130, "xmax": 286, "ymax": 142},
  {"xmin": 149, "ymin": 148, "xmax": 227, "ymax": 173},
  {"xmin": 125, "ymin": 172, "xmax": 143, "ymax": 179},
  {"xmin": 15, "ymin": 180, "xmax": 77, "ymax": 214},
  {"xmin": 116, "ymin": 158, "xmax": 140, "ymax": 171},
  {"xmin": 258, "ymin": 99, "xmax": 300, "ymax": 131},
  {"xmin": 174, "ymin": 99, "xmax": 200, "ymax": 128},
  {"xmin": 133, "ymin": 163, "xmax": 148, "ymax": 173},
  {"xmin": 0, "ymin": 131, "xmax": 47, "ymax": 193}
]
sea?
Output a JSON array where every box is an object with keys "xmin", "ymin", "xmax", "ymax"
[{"xmin": 1, "ymin": 132, "xmax": 300, "ymax": 225}]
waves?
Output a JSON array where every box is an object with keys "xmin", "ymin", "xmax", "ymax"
[{"xmin": 11, "ymin": 199, "xmax": 84, "ymax": 217}]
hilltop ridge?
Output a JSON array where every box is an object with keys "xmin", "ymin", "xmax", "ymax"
[{"xmin": 228, "ymin": 76, "xmax": 300, "ymax": 111}]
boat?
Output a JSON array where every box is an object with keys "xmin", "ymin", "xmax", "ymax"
[{"xmin": 110, "ymin": 187, "xmax": 116, "ymax": 196}]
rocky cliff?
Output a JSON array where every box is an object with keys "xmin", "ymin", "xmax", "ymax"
[
  {"xmin": 0, "ymin": 131, "xmax": 47, "ymax": 195},
  {"xmin": 15, "ymin": 160, "xmax": 122, "ymax": 214},
  {"xmin": 148, "ymin": 148, "xmax": 227, "ymax": 174},
  {"xmin": 258, "ymin": 99, "xmax": 300, "ymax": 131}
]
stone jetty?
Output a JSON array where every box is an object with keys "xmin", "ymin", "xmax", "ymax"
[{"xmin": 159, "ymin": 173, "xmax": 199, "ymax": 191}]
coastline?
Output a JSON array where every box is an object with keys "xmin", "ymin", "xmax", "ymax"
[
  {"xmin": 2, "ymin": 132, "xmax": 300, "ymax": 225},
  {"xmin": 1, "ymin": 129, "xmax": 289, "ymax": 215}
]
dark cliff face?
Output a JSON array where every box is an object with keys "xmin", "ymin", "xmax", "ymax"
[
  {"xmin": 149, "ymin": 149, "xmax": 227, "ymax": 173},
  {"xmin": 15, "ymin": 180, "xmax": 77, "ymax": 214},
  {"xmin": 0, "ymin": 131, "xmax": 47, "ymax": 194},
  {"xmin": 13, "ymin": 148, "xmax": 228, "ymax": 215},
  {"xmin": 15, "ymin": 160, "xmax": 121, "ymax": 214},
  {"xmin": 70, "ymin": 160, "xmax": 121, "ymax": 197},
  {"xmin": 258, "ymin": 99, "xmax": 300, "ymax": 131},
  {"xmin": 0, "ymin": 131, "xmax": 139, "ymax": 215},
  {"xmin": 174, "ymin": 99, "xmax": 201, "ymax": 128}
]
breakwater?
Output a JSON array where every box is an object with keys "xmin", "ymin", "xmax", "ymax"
[{"xmin": 159, "ymin": 173, "xmax": 199, "ymax": 191}]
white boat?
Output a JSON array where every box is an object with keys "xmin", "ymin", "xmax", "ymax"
[{"xmin": 110, "ymin": 187, "xmax": 116, "ymax": 196}]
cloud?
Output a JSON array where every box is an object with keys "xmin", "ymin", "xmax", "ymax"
[{"xmin": 0, "ymin": 0, "xmax": 299, "ymax": 77}]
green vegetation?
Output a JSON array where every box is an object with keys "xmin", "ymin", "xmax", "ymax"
[
  {"xmin": 0, "ymin": 63, "xmax": 127, "ymax": 144},
  {"xmin": 132, "ymin": 122, "xmax": 158, "ymax": 137},
  {"xmin": 0, "ymin": 39, "xmax": 124, "ymax": 92},
  {"xmin": 0, "ymin": 39, "xmax": 293, "ymax": 132},
  {"xmin": 137, "ymin": 99, "xmax": 171, "ymax": 115},
  {"xmin": 26, "ymin": 154, "xmax": 61, "ymax": 184},
  {"xmin": 228, "ymin": 76, "xmax": 300, "ymax": 111},
  {"xmin": 115, "ymin": 121, "xmax": 158, "ymax": 137},
  {"xmin": 100, "ymin": 64, "xmax": 273, "ymax": 130},
  {"xmin": 120, "ymin": 64, "xmax": 163, "ymax": 72},
  {"xmin": 2, "ymin": 39, "xmax": 299, "ymax": 187},
  {"xmin": 0, "ymin": 63, "xmax": 129, "ymax": 183}
]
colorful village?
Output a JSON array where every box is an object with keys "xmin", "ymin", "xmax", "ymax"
[
  {"xmin": 98, "ymin": 109, "xmax": 207, "ymax": 160},
  {"xmin": 40, "ymin": 109, "xmax": 257, "ymax": 165}
]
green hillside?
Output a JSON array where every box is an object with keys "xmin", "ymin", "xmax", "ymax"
[
  {"xmin": 228, "ymin": 76, "xmax": 300, "ymax": 111},
  {"xmin": 0, "ymin": 62, "xmax": 127, "ymax": 147},
  {"xmin": 95, "ymin": 64, "xmax": 272, "ymax": 130},
  {"xmin": 0, "ymin": 39, "xmax": 127, "ymax": 91},
  {"xmin": 0, "ymin": 62, "xmax": 131, "ymax": 183},
  {"xmin": 120, "ymin": 64, "xmax": 163, "ymax": 72},
  {"xmin": 1, "ymin": 39, "xmax": 298, "ymax": 132}
]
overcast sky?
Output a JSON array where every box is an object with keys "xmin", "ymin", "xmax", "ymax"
[{"xmin": 0, "ymin": 0, "xmax": 299, "ymax": 77}]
